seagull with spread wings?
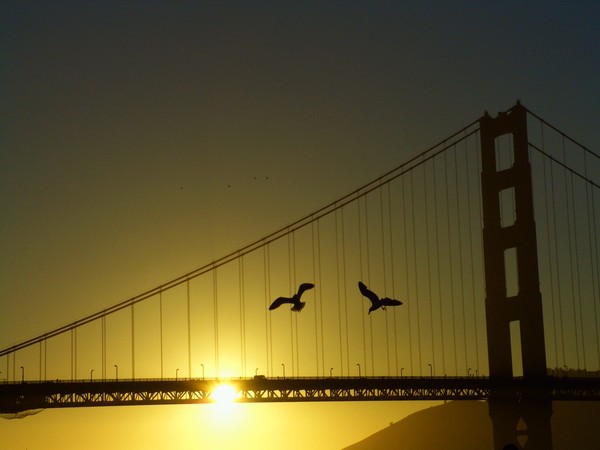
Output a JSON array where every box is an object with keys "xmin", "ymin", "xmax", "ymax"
[
  {"xmin": 269, "ymin": 283, "xmax": 315, "ymax": 312},
  {"xmin": 358, "ymin": 281, "xmax": 403, "ymax": 314}
]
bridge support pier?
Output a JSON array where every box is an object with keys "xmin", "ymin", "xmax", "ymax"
[{"xmin": 480, "ymin": 103, "xmax": 553, "ymax": 450}]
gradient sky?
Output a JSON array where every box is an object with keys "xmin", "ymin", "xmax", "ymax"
[{"xmin": 1, "ymin": 2, "xmax": 599, "ymax": 449}]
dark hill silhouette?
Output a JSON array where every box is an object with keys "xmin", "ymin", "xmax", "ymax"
[{"xmin": 342, "ymin": 401, "xmax": 600, "ymax": 450}]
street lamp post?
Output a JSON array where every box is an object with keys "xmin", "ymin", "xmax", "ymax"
[
  {"xmin": 467, "ymin": 367, "xmax": 471, "ymax": 377},
  {"xmin": 330, "ymin": 367, "xmax": 333, "ymax": 377},
  {"xmin": 281, "ymin": 363, "xmax": 285, "ymax": 379},
  {"xmin": 90, "ymin": 369, "xmax": 94, "ymax": 382},
  {"xmin": 428, "ymin": 363, "xmax": 432, "ymax": 377},
  {"xmin": 400, "ymin": 367, "xmax": 404, "ymax": 377},
  {"xmin": 114, "ymin": 364, "xmax": 118, "ymax": 381},
  {"xmin": 20, "ymin": 366, "xmax": 24, "ymax": 383},
  {"xmin": 356, "ymin": 363, "xmax": 361, "ymax": 378},
  {"xmin": 201, "ymin": 363, "xmax": 205, "ymax": 380},
  {"xmin": 176, "ymin": 368, "xmax": 179, "ymax": 380},
  {"xmin": 255, "ymin": 367, "xmax": 259, "ymax": 376}
]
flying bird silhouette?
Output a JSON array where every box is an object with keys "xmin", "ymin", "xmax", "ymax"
[
  {"xmin": 358, "ymin": 281, "xmax": 403, "ymax": 314},
  {"xmin": 269, "ymin": 283, "xmax": 315, "ymax": 312}
]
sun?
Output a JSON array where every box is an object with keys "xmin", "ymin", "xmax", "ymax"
[{"xmin": 210, "ymin": 384, "xmax": 238, "ymax": 403}]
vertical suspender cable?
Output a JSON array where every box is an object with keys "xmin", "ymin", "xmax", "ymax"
[
  {"xmin": 410, "ymin": 170, "xmax": 422, "ymax": 375},
  {"xmin": 187, "ymin": 278, "xmax": 192, "ymax": 378},
  {"xmin": 387, "ymin": 182, "xmax": 400, "ymax": 375},
  {"xmin": 70, "ymin": 329, "xmax": 74, "ymax": 381},
  {"xmin": 540, "ymin": 123, "xmax": 560, "ymax": 369},
  {"xmin": 287, "ymin": 231, "xmax": 295, "ymax": 376},
  {"xmin": 159, "ymin": 291, "xmax": 163, "ymax": 379},
  {"xmin": 292, "ymin": 232, "xmax": 299, "ymax": 376},
  {"xmin": 335, "ymin": 208, "xmax": 344, "ymax": 375},
  {"xmin": 317, "ymin": 220, "xmax": 325, "ymax": 376},
  {"xmin": 475, "ymin": 132, "xmax": 487, "ymax": 373},
  {"xmin": 358, "ymin": 198, "xmax": 367, "ymax": 374},
  {"xmin": 311, "ymin": 221, "xmax": 320, "ymax": 376},
  {"xmin": 365, "ymin": 195, "xmax": 375, "ymax": 375},
  {"xmin": 549, "ymin": 143, "xmax": 567, "ymax": 367},
  {"xmin": 566, "ymin": 137, "xmax": 587, "ymax": 369},
  {"xmin": 341, "ymin": 207, "xmax": 350, "ymax": 376},
  {"xmin": 562, "ymin": 136, "xmax": 581, "ymax": 369},
  {"xmin": 102, "ymin": 315, "xmax": 106, "ymax": 380},
  {"xmin": 74, "ymin": 328, "xmax": 77, "ymax": 380},
  {"xmin": 432, "ymin": 155, "xmax": 446, "ymax": 375},
  {"xmin": 465, "ymin": 134, "xmax": 480, "ymax": 372},
  {"xmin": 239, "ymin": 256, "xmax": 246, "ymax": 377},
  {"xmin": 454, "ymin": 144, "xmax": 468, "ymax": 373},
  {"xmin": 131, "ymin": 301, "xmax": 135, "ymax": 379},
  {"xmin": 380, "ymin": 185, "xmax": 391, "ymax": 376},
  {"xmin": 213, "ymin": 268, "xmax": 219, "ymax": 377},
  {"xmin": 402, "ymin": 174, "xmax": 413, "ymax": 376},
  {"xmin": 584, "ymin": 149, "xmax": 600, "ymax": 369},
  {"xmin": 264, "ymin": 243, "xmax": 272, "ymax": 377},
  {"xmin": 423, "ymin": 160, "xmax": 435, "ymax": 376},
  {"xmin": 444, "ymin": 149, "xmax": 458, "ymax": 375}
]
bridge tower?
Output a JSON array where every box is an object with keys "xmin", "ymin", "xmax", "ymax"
[{"xmin": 480, "ymin": 103, "xmax": 553, "ymax": 450}]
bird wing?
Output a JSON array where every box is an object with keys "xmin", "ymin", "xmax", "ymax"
[
  {"xmin": 269, "ymin": 296, "xmax": 294, "ymax": 310},
  {"xmin": 296, "ymin": 283, "xmax": 315, "ymax": 298},
  {"xmin": 358, "ymin": 281, "xmax": 379, "ymax": 304},
  {"xmin": 381, "ymin": 298, "xmax": 403, "ymax": 307}
]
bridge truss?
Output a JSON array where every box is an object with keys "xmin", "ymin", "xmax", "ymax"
[{"xmin": 1, "ymin": 375, "xmax": 600, "ymax": 414}]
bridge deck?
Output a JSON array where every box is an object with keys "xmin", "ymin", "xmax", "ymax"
[{"xmin": 2, "ymin": 376, "xmax": 599, "ymax": 413}]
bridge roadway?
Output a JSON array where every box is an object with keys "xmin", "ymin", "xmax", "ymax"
[{"xmin": 1, "ymin": 375, "xmax": 599, "ymax": 413}]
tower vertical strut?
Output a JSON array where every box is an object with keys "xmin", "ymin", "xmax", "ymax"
[{"xmin": 480, "ymin": 103, "xmax": 553, "ymax": 450}]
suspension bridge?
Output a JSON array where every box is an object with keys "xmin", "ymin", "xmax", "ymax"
[{"xmin": 1, "ymin": 102, "xmax": 599, "ymax": 449}]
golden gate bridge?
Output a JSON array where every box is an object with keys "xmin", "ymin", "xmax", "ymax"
[{"xmin": 1, "ymin": 103, "xmax": 599, "ymax": 449}]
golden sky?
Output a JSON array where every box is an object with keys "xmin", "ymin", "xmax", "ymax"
[{"xmin": 1, "ymin": 2, "xmax": 599, "ymax": 449}]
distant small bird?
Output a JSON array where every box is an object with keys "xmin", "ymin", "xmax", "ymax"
[
  {"xmin": 269, "ymin": 283, "xmax": 315, "ymax": 312},
  {"xmin": 358, "ymin": 281, "xmax": 403, "ymax": 314}
]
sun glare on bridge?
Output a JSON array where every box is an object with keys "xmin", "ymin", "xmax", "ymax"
[{"xmin": 210, "ymin": 384, "xmax": 238, "ymax": 404}]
